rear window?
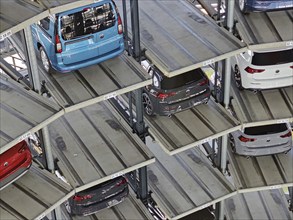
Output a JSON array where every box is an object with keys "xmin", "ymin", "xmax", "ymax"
[
  {"xmin": 160, "ymin": 69, "xmax": 206, "ymax": 90},
  {"xmin": 251, "ymin": 48, "xmax": 293, "ymax": 66},
  {"xmin": 61, "ymin": 3, "xmax": 116, "ymax": 40},
  {"xmin": 244, "ymin": 123, "xmax": 288, "ymax": 136}
]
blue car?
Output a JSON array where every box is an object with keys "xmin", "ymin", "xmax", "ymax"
[
  {"xmin": 238, "ymin": 0, "xmax": 293, "ymax": 13},
  {"xmin": 31, "ymin": 0, "xmax": 124, "ymax": 73}
]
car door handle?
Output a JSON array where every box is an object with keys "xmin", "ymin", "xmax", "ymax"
[{"xmin": 99, "ymin": 34, "xmax": 104, "ymax": 39}]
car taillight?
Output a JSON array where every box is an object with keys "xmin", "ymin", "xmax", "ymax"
[
  {"xmin": 156, "ymin": 92, "xmax": 176, "ymax": 99},
  {"xmin": 244, "ymin": 66, "xmax": 265, "ymax": 74},
  {"xmin": 116, "ymin": 178, "xmax": 127, "ymax": 187},
  {"xmin": 290, "ymin": 65, "xmax": 293, "ymax": 69},
  {"xmin": 238, "ymin": 135, "xmax": 256, "ymax": 142},
  {"xmin": 55, "ymin": 34, "xmax": 62, "ymax": 53},
  {"xmin": 73, "ymin": 194, "xmax": 93, "ymax": 201},
  {"xmin": 117, "ymin": 14, "xmax": 123, "ymax": 35},
  {"xmin": 198, "ymin": 78, "xmax": 209, "ymax": 86},
  {"xmin": 280, "ymin": 131, "xmax": 292, "ymax": 138}
]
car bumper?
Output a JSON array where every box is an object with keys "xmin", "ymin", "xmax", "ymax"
[
  {"xmin": 0, "ymin": 165, "xmax": 31, "ymax": 190},
  {"xmin": 53, "ymin": 45, "xmax": 124, "ymax": 73},
  {"xmin": 242, "ymin": 76, "xmax": 293, "ymax": 90},
  {"xmin": 156, "ymin": 90, "xmax": 211, "ymax": 116},
  {"xmin": 234, "ymin": 141, "xmax": 292, "ymax": 157}
]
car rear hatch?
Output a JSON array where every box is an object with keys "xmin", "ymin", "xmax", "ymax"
[
  {"xmin": 0, "ymin": 141, "xmax": 31, "ymax": 180},
  {"xmin": 242, "ymin": 123, "xmax": 291, "ymax": 148},
  {"xmin": 72, "ymin": 177, "xmax": 127, "ymax": 207},
  {"xmin": 248, "ymin": 48, "xmax": 293, "ymax": 81},
  {"xmin": 58, "ymin": 1, "xmax": 120, "ymax": 65},
  {"xmin": 158, "ymin": 69, "xmax": 210, "ymax": 104}
]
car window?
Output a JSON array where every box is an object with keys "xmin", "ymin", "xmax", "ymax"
[
  {"xmin": 160, "ymin": 69, "xmax": 205, "ymax": 90},
  {"xmin": 244, "ymin": 123, "xmax": 288, "ymax": 136},
  {"xmin": 251, "ymin": 48, "xmax": 293, "ymax": 66},
  {"xmin": 39, "ymin": 17, "xmax": 50, "ymax": 30},
  {"xmin": 61, "ymin": 3, "xmax": 116, "ymax": 40}
]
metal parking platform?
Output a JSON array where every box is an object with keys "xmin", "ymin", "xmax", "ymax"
[
  {"xmin": 224, "ymin": 189, "xmax": 293, "ymax": 220},
  {"xmin": 234, "ymin": 6, "xmax": 293, "ymax": 48},
  {"xmin": 0, "ymin": 163, "xmax": 72, "ymax": 220},
  {"xmin": 146, "ymin": 137, "xmax": 236, "ymax": 219},
  {"xmin": 146, "ymin": 98, "xmax": 241, "ymax": 155},
  {"xmin": 0, "ymin": 75, "xmax": 62, "ymax": 153},
  {"xmin": 230, "ymin": 86, "xmax": 293, "ymax": 128},
  {"xmin": 49, "ymin": 101, "xmax": 155, "ymax": 189},
  {"xmin": 228, "ymin": 144, "xmax": 293, "ymax": 192},
  {"xmin": 40, "ymin": 52, "xmax": 151, "ymax": 111},
  {"xmin": 117, "ymin": 0, "xmax": 246, "ymax": 77}
]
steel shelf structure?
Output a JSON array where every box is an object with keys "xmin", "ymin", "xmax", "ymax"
[
  {"xmin": 144, "ymin": 98, "xmax": 240, "ymax": 155},
  {"xmin": 49, "ymin": 101, "xmax": 155, "ymax": 190},
  {"xmin": 224, "ymin": 189, "xmax": 293, "ymax": 220},
  {"xmin": 228, "ymin": 144, "xmax": 293, "ymax": 193},
  {"xmin": 37, "ymin": 52, "xmax": 151, "ymax": 111},
  {"xmin": 0, "ymin": 163, "xmax": 72, "ymax": 220},
  {"xmin": 117, "ymin": 0, "xmax": 246, "ymax": 77},
  {"xmin": 230, "ymin": 86, "xmax": 293, "ymax": 129},
  {"xmin": 146, "ymin": 137, "xmax": 236, "ymax": 219},
  {"xmin": 234, "ymin": 6, "xmax": 293, "ymax": 49},
  {"xmin": 0, "ymin": 75, "xmax": 62, "ymax": 153}
]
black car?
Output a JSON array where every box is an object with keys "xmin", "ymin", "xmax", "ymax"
[
  {"xmin": 141, "ymin": 60, "xmax": 211, "ymax": 116},
  {"xmin": 65, "ymin": 176, "xmax": 129, "ymax": 216}
]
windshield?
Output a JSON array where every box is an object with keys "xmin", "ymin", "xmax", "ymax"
[
  {"xmin": 60, "ymin": 3, "xmax": 116, "ymax": 40},
  {"xmin": 252, "ymin": 48, "xmax": 293, "ymax": 66},
  {"xmin": 244, "ymin": 123, "xmax": 288, "ymax": 136}
]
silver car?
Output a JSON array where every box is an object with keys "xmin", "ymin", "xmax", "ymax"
[{"xmin": 229, "ymin": 123, "xmax": 292, "ymax": 156}]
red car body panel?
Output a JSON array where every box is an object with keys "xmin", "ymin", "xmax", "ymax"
[{"xmin": 0, "ymin": 140, "xmax": 32, "ymax": 189}]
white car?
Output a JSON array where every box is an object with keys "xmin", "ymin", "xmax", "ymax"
[{"xmin": 231, "ymin": 47, "xmax": 293, "ymax": 90}]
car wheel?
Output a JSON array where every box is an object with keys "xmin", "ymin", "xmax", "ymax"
[
  {"xmin": 238, "ymin": 0, "xmax": 249, "ymax": 13},
  {"xmin": 229, "ymin": 136, "xmax": 236, "ymax": 153},
  {"xmin": 40, "ymin": 47, "xmax": 51, "ymax": 73},
  {"xmin": 65, "ymin": 201, "xmax": 71, "ymax": 214},
  {"xmin": 234, "ymin": 65, "xmax": 244, "ymax": 91},
  {"xmin": 142, "ymin": 93, "xmax": 154, "ymax": 116}
]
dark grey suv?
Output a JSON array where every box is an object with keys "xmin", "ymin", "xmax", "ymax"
[{"xmin": 141, "ymin": 60, "xmax": 211, "ymax": 116}]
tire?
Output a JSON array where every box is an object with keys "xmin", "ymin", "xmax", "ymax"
[
  {"xmin": 234, "ymin": 65, "xmax": 244, "ymax": 91},
  {"xmin": 238, "ymin": 0, "xmax": 249, "ymax": 14},
  {"xmin": 39, "ymin": 46, "xmax": 51, "ymax": 73},
  {"xmin": 142, "ymin": 93, "xmax": 154, "ymax": 116}
]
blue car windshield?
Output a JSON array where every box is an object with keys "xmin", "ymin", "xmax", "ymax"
[{"xmin": 61, "ymin": 3, "xmax": 116, "ymax": 40}]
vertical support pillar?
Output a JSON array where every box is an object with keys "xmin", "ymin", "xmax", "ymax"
[
  {"xmin": 122, "ymin": 0, "xmax": 129, "ymax": 53},
  {"xmin": 217, "ymin": 1, "xmax": 234, "ymax": 219},
  {"xmin": 23, "ymin": 26, "xmax": 54, "ymax": 172},
  {"xmin": 138, "ymin": 166, "xmax": 148, "ymax": 203},
  {"xmin": 130, "ymin": 0, "xmax": 141, "ymax": 60},
  {"xmin": 289, "ymin": 187, "xmax": 293, "ymax": 211}
]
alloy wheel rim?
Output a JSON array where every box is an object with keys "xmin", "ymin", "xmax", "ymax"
[
  {"xmin": 142, "ymin": 94, "xmax": 153, "ymax": 115},
  {"xmin": 41, "ymin": 50, "xmax": 49, "ymax": 72}
]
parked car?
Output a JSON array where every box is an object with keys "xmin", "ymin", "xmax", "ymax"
[
  {"xmin": 65, "ymin": 176, "xmax": 129, "ymax": 216},
  {"xmin": 31, "ymin": 0, "xmax": 124, "ymax": 73},
  {"xmin": 231, "ymin": 47, "xmax": 293, "ymax": 90},
  {"xmin": 0, "ymin": 140, "xmax": 33, "ymax": 190},
  {"xmin": 238, "ymin": 0, "xmax": 293, "ymax": 13},
  {"xmin": 141, "ymin": 60, "xmax": 211, "ymax": 116},
  {"xmin": 229, "ymin": 123, "xmax": 292, "ymax": 157}
]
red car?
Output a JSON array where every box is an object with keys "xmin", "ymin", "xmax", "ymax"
[{"xmin": 0, "ymin": 140, "xmax": 32, "ymax": 190}]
